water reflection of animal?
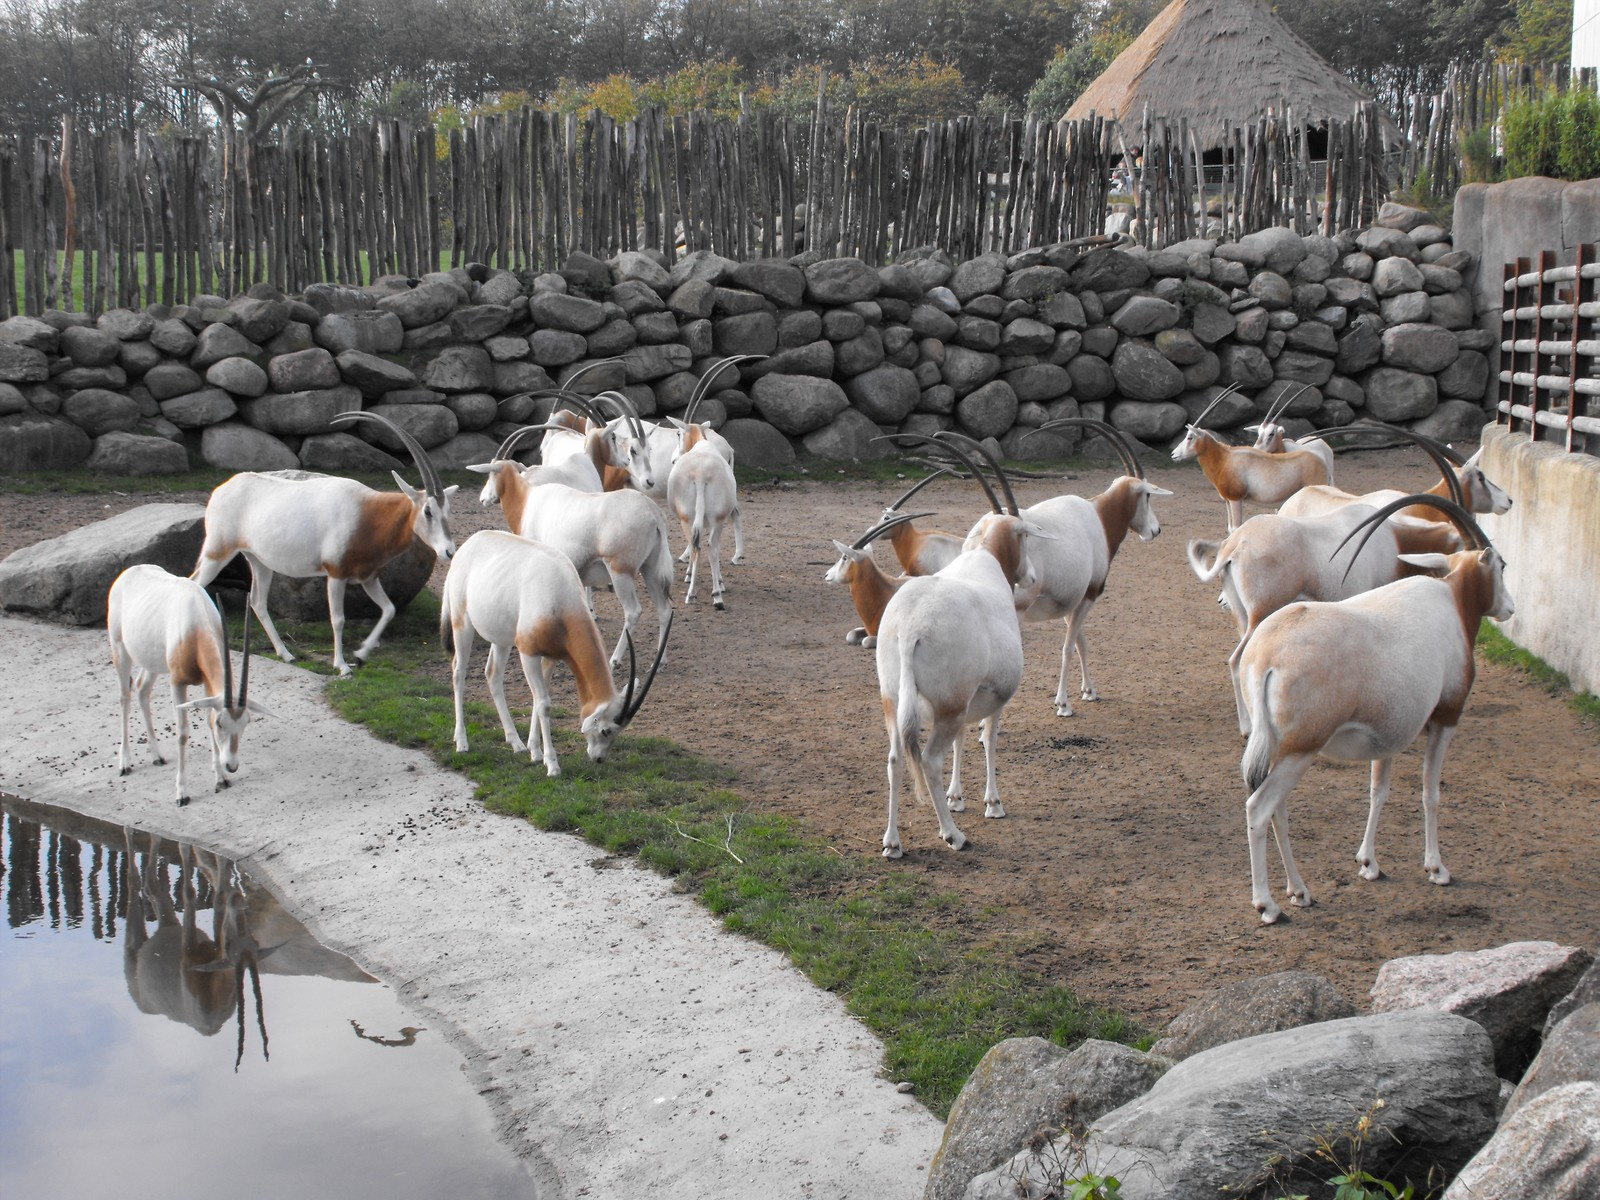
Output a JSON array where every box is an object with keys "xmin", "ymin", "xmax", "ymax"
[
  {"xmin": 121, "ymin": 831, "xmax": 275, "ymax": 1068},
  {"xmin": 350, "ymin": 1019, "xmax": 424, "ymax": 1047}
]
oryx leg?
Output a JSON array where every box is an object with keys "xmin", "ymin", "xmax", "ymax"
[
  {"xmin": 483, "ymin": 642, "xmax": 529, "ymax": 756},
  {"xmin": 449, "ymin": 619, "xmax": 476, "ymax": 753},
  {"xmin": 706, "ymin": 523, "xmax": 727, "ymax": 609},
  {"xmin": 236, "ymin": 552, "xmax": 295, "ymax": 664},
  {"xmin": 977, "ymin": 711, "xmax": 1006, "ymax": 819},
  {"xmin": 919, "ymin": 716, "xmax": 969, "ymax": 849},
  {"xmin": 882, "ymin": 705, "xmax": 907, "ymax": 859},
  {"xmin": 1356, "ymin": 757, "xmax": 1394, "ymax": 881},
  {"xmin": 170, "ymin": 683, "xmax": 193, "ymax": 806},
  {"xmin": 1244, "ymin": 752, "xmax": 1314, "ymax": 923},
  {"xmin": 519, "ymin": 652, "xmax": 562, "ymax": 776},
  {"xmin": 350, "ymin": 575, "xmax": 397, "ymax": 669},
  {"xmin": 608, "ymin": 568, "xmax": 644, "ymax": 669},
  {"xmin": 1420, "ymin": 724, "xmax": 1456, "ymax": 885},
  {"xmin": 729, "ymin": 504, "xmax": 746, "ymax": 565},
  {"xmin": 945, "ymin": 732, "xmax": 965, "ymax": 812}
]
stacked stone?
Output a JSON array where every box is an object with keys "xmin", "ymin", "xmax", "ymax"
[{"xmin": 0, "ymin": 201, "xmax": 1488, "ymax": 475}]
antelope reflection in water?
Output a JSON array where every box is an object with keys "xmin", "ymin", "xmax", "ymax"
[{"xmin": 121, "ymin": 832, "xmax": 274, "ymax": 1069}]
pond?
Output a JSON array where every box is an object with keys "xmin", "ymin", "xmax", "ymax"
[{"xmin": 0, "ymin": 796, "xmax": 538, "ymax": 1200}]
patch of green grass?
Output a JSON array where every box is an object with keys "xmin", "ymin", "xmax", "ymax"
[
  {"xmin": 301, "ymin": 588, "xmax": 1140, "ymax": 1116},
  {"xmin": 1477, "ymin": 621, "xmax": 1600, "ymax": 726}
]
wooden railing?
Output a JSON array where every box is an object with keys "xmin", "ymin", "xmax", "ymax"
[{"xmin": 1498, "ymin": 244, "xmax": 1600, "ymax": 455}]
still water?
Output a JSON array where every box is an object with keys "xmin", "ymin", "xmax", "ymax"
[{"xmin": 0, "ymin": 796, "xmax": 537, "ymax": 1200}]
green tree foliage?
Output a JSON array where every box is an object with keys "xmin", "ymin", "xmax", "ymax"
[
  {"xmin": 1503, "ymin": 86, "xmax": 1600, "ymax": 179},
  {"xmin": 1498, "ymin": 0, "xmax": 1575, "ymax": 62},
  {"xmin": 1025, "ymin": 21, "xmax": 1137, "ymax": 117}
]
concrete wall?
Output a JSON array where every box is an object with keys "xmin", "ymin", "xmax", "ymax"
[
  {"xmin": 1480, "ymin": 424, "xmax": 1600, "ymax": 695},
  {"xmin": 1452, "ymin": 177, "xmax": 1600, "ymax": 394}
]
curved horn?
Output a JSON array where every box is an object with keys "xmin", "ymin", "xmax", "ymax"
[
  {"xmin": 1029, "ymin": 417, "xmax": 1144, "ymax": 479},
  {"xmin": 937, "ymin": 431, "xmax": 1018, "ymax": 515},
  {"xmin": 332, "ymin": 411, "xmax": 443, "ymax": 500},
  {"xmin": 493, "ymin": 422, "xmax": 572, "ymax": 462},
  {"xmin": 593, "ymin": 390, "xmax": 645, "ymax": 441},
  {"xmin": 560, "ymin": 358, "xmax": 622, "ymax": 393},
  {"xmin": 887, "ymin": 466, "xmax": 956, "ymax": 512},
  {"xmin": 532, "ymin": 388, "xmax": 603, "ymax": 424},
  {"xmin": 237, "ymin": 605, "xmax": 252, "ymax": 709},
  {"xmin": 684, "ymin": 354, "xmax": 765, "ymax": 426},
  {"xmin": 1332, "ymin": 493, "xmax": 1489, "ymax": 581},
  {"xmin": 852, "ymin": 510, "xmax": 936, "ymax": 550},
  {"xmin": 1302, "ymin": 421, "xmax": 1465, "ymax": 509},
  {"xmin": 874, "ymin": 433, "xmax": 1002, "ymax": 514},
  {"xmin": 1188, "ymin": 382, "xmax": 1241, "ymax": 432},
  {"xmin": 618, "ymin": 609, "xmax": 674, "ymax": 726}
]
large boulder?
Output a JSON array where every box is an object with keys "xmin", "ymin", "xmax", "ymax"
[
  {"xmin": 718, "ymin": 418, "xmax": 796, "ymax": 469},
  {"xmin": 1108, "ymin": 400, "xmax": 1186, "ymax": 443},
  {"xmin": 926, "ymin": 1037, "xmax": 1170, "ymax": 1200},
  {"xmin": 61, "ymin": 388, "xmax": 141, "ymax": 437},
  {"xmin": 199, "ymin": 423, "xmax": 299, "ymax": 471},
  {"xmin": 1442, "ymin": 1082, "xmax": 1600, "ymax": 1200},
  {"xmin": 315, "ymin": 310, "xmax": 404, "ymax": 355},
  {"xmin": 1362, "ymin": 367, "xmax": 1438, "ymax": 422},
  {"xmin": 1371, "ymin": 941, "xmax": 1594, "ymax": 1077},
  {"xmin": 806, "ymin": 257, "xmax": 882, "ymax": 305},
  {"xmin": 1505, "ymin": 1003, "xmax": 1600, "ymax": 1120},
  {"xmin": 84, "ymin": 431, "xmax": 190, "ymax": 476},
  {"xmin": 239, "ymin": 386, "xmax": 364, "ymax": 437},
  {"xmin": 967, "ymin": 1011, "xmax": 1500, "ymax": 1200},
  {"xmin": 800, "ymin": 408, "xmax": 887, "ymax": 460},
  {"xmin": 0, "ymin": 412, "xmax": 92, "ymax": 470},
  {"xmin": 374, "ymin": 280, "xmax": 461, "ymax": 329},
  {"xmin": 1381, "ymin": 322, "xmax": 1461, "ymax": 374},
  {"xmin": 846, "ymin": 364, "xmax": 920, "ymax": 425},
  {"xmin": 0, "ymin": 504, "xmax": 205, "ymax": 624},
  {"xmin": 750, "ymin": 375, "xmax": 848, "ymax": 436},
  {"xmin": 1150, "ymin": 970, "xmax": 1356, "ymax": 1061},
  {"xmin": 956, "ymin": 380, "xmax": 1019, "ymax": 439}
]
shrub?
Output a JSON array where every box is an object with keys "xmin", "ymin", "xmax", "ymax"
[{"xmin": 1503, "ymin": 87, "xmax": 1600, "ymax": 180}]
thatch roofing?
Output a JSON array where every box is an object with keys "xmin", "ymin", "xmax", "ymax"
[{"xmin": 1063, "ymin": 0, "xmax": 1399, "ymax": 147}]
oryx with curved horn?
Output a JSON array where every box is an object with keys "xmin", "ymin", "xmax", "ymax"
[
  {"xmin": 191, "ymin": 410, "xmax": 458, "ymax": 676},
  {"xmin": 871, "ymin": 432, "xmax": 1048, "ymax": 856},
  {"xmin": 1236, "ymin": 495, "xmax": 1513, "ymax": 923},
  {"xmin": 108, "ymin": 569, "xmax": 271, "ymax": 804},
  {"xmin": 441, "ymin": 529, "xmax": 674, "ymax": 775},
  {"xmin": 1244, "ymin": 385, "xmax": 1336, "ymax": 483},
  {"xmin": 1172, "ymin": 384, "xmax": 1333, "ymax": 531},
  {"xmin": 1016, "ymin": 418, "xmax": 1172, "ymax": 716}
]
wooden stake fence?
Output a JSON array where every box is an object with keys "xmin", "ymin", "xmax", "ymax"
[{"xmin": 0, "ymin": 94, "xmax": 1460, "ymax": 319}]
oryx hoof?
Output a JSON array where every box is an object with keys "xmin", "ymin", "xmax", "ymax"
[
  {"xmin": 1256, "ymin": 900, "xmax": 1282, "ymax": 924},
  {"xmin": 1428, "ymin": 864, "xmax": 1452, "ymax": 885},
  {"xmin": 882, "ymin": 842, "xmax": 903, "ymax": 860},
  {"xmin": 713, "ymin": 596, "xmax": 726, "ymax": 611},
  {"xmin": 942, "ymin": 829, "xmax": 968, "ymax": 851},
  {"xmin": 947, "ymin": 794, "xmax": 965, "ymax": 813},
  {"xmin": 1358, "ymin": 858, "xmax": 1382, "ymax": 882},
  {"xmin": 119, "ymin": 766, "xmax": 133, "ymax": 777},
  {"xmin": 216, "ymin": 779, "xmax": 230, "ymax": 791},
  {"xmin": 1054, "ymin": 703, "xmax": 1074, "ymax": 718},
  {"xmin": 845, "ymin": 628, "xmax": 866, "ymax": 645},
  {"xmin": 861, "ymin": 635, "xmax": 877, "ymax": 649},
  {"xmin": 1288, "ymin": 886, "xmax": 1312, "ymax": 908},
  {"xmin": 1079, "ymin": 689, "xmax": 1100, "ymax": 702},
  {"xmin": 177, "ymin": 795, "xmax": 191, "ymax": 808},
  {"xmin": 984, "ymin": 801, "xmax": 1006, "ymax": 819},
  {"xmin": 731, "ymin": 555, "xmax": 745, "ymax": 565}
]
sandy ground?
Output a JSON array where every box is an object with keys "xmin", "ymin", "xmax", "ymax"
[
  {"xmin": 3, "ymin": 442, "xmax": 1598, "ymax": 1194},
  {"xmin": 0, "ymin": 620, "xmax": 941, "ymax": 1200}
]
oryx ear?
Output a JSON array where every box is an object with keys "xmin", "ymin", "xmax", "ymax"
[
  {"xmin": 464, "ymin": 462, "xmax": 494, "ymax": 475},
  {"xmin": 443, "ymin": 483, "xmax": 459, "ymax": 498},
  {"xmin": 246, "ymin": 700, "xmax": 274, "ymax": 718},
  {"xmin": 177, "ymin": 696, "xmax": 224, "ymax": 714},
  {"xmin": 1021, "ymin": 521, "xmax": 1059, "ymax": 541},
  {"xmin": 665, "ymin": 416, "xmax": 688, "ymax": 430},
  {"xmin": 1397, "ymin": 552, "xmax": 1452, "ymax": 574},
  {"xmin": 391, "ymin": 471, "xmax": 420, "ymax": 498},
  {"xmin": 1145, "ymin": 484, "xmax": 1174, "ymax": 497}
]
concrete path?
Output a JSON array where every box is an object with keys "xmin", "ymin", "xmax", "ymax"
[{"xmin": 0, "ymin": 616, "xmax": 942, "ymax": 1200}]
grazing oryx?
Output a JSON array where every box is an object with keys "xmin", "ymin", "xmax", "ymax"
[
  {"xmin": 1015, "ymin": 419, "xmax": 1172, "ymax": 716},
  {"xmin": 191, "ymin": 411, "xmax": 456, "ymax": 676},
  {"xmin": 874, "ymin": 433, "xmax": 1047, "ymax": 857},
  {"xmin": 108, "ymin": 567, "xmax": 269, "ymax": 805},
  {"xmin": 441, "ymin": 530, "xmax": 672, "ymax": 775},
  {"xmin": 472, "ymin": 429, "xmax": 675, "ymax": 670},
  {"xmin": 1236, "ymin": 496, "xmax": 1513, "ymax": 924},
  {"xmin": 666, "ymin": 417, "xmax": 744, "ymax": 609},
  {"xmin": 1172, "ymin": 385, "xmax": 1333, "ymax": 531}
]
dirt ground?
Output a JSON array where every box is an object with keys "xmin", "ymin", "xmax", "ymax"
[{"xmin": 5, "ymin": 443, "xmax": 1596, "ymax": 1031}]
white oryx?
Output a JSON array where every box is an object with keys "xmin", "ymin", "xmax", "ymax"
[
  {"xmin": 107, "ymin": 567, "xmax": 269, "ymax": 805},
  {"xmin": 470, "ymin": 429, "xmax": 675, "ymax": 670},
  {"xmin": 666, "ymin": 418, "xmax": 745, "ymax": 609},
  {"xmin": 873, "ymin": 433, "xmax": 1047, "ymax": 857},
  {"xmin": 1236, "ymin": 496, "xmax": 1513, "ymax": 924},
  {"xmin": 1244, "ymin": 385, "xmax": 1336, "ymax": 483},
  {"xmin": 1014, "ymin": 419, "xmax": 1171, "ymax": 717},
  {"xmin": 1172, "ymin": 385, "xmax": 1333, "ymax": 531},
  {"xmin": 191, "ymin": 410, "xmax": 457, "ymax": 676},
  {"xmin": 441, "ymin": 529, "xmax": 672, "ymax": 775}
]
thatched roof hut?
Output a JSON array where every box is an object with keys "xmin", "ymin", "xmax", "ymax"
[{"xmin": 1063, "ymin": 0, "xmax": 1400, "ymax": 147}]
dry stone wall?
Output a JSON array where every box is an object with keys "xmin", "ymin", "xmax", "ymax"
[{"xmin": 0, "ymin": 203, "xmax": 1490, "ymax": 475}]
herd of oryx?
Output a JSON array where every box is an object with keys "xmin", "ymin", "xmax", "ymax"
[{"xmin": 104, "ymin": 358, "xmax": 1515, "ymax": 923}]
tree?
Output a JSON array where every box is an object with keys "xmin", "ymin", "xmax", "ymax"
[{"xmin": 1025, "ymin": 20, "xmax": 1135, "ymax": 117}]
